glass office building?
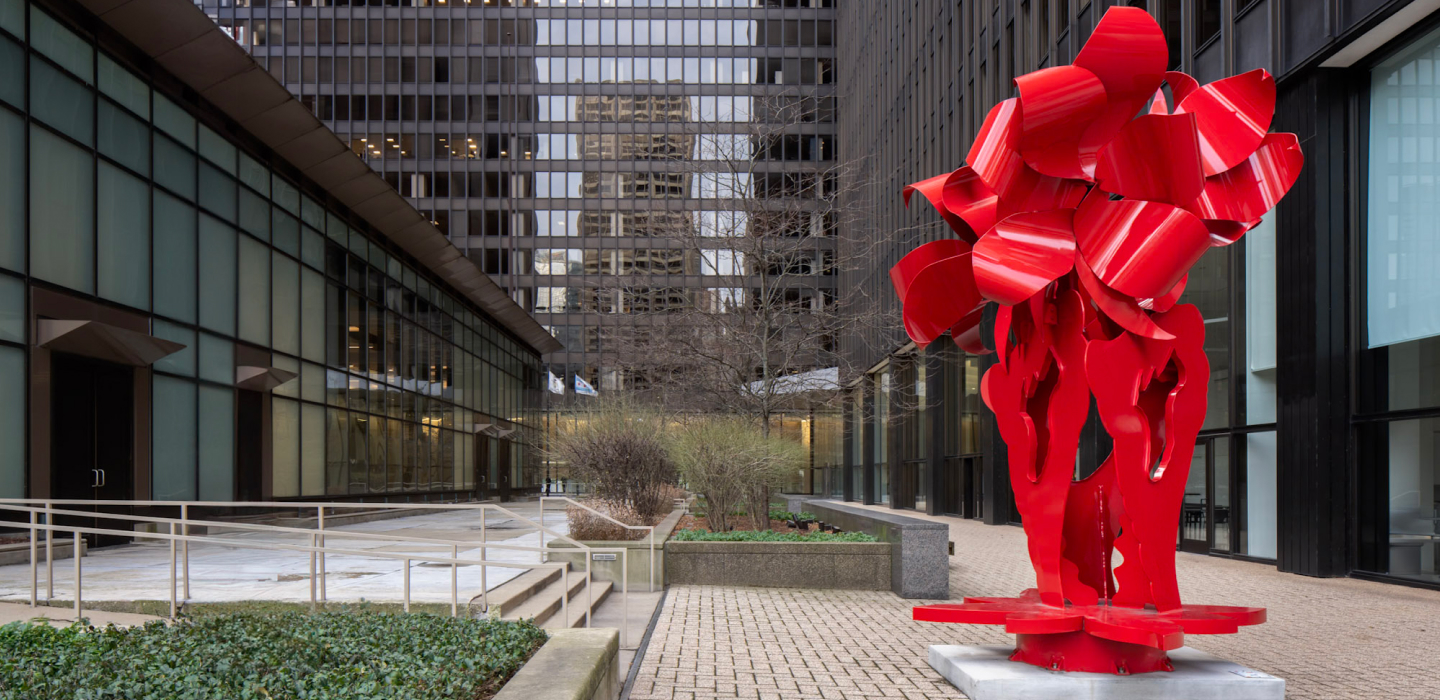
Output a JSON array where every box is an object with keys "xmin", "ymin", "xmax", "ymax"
[
  {"xmin": 837, "ymin": 0, "xmax": 1440, "ymax": 590},
  {"xmin": 0, "ymin": 0, "xmax": 559, "ymax": 507},
  {"xmin": 200, "ymin": 0, "xmax": 838, "ymax": 405}
]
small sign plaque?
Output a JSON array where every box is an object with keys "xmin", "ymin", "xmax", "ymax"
[{"xmin": 593, "ymin": 553, "xmax": 617, "ymax": 561}]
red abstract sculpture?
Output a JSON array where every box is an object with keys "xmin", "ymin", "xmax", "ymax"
[{"xmin": 892, "ymin": 8, "xmax": 1301, "ymax": 675}]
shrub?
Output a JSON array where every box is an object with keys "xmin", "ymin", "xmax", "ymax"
[
  {"xmin": 667, "ymin": 416, "xmax": 807, "ymax": 532},
  {"xmin": 566, "ymin": 500, "xmax": 649, "ymax": 541},
  {"xmin": 0, "ymin": 610, "xmax": 547, "ymax": 700},
  {"xmin": 768, "ymin": 510, "xmax": 817, "ymax": 522},
  {"xmin": 546, "ymin": 403, "xmax": 678, "ymax": 521},
  {"xmin": 670, "ymin": 528, "xmax": 876, "ymax": 542}
]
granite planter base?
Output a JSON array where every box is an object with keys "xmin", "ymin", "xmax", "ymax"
[
  {"xmin": 789, "ymin": 500, "xmax": 950, "ymax": 599},
  {"xmin": 664, "ymin": 540, "xmax": 891, "ymax": 590},
  {"xmin": 493, "ymin": 628, "xmax": 620, "ymax": 700}
]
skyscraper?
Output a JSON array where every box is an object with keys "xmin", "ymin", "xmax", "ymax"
[{"xmin": 203, "ymin": 0, "xmax": 839, "ymax": 421}]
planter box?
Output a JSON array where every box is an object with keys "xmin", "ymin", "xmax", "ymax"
[
  {"xmin": 664, "ymin": 540, "xmax": 892, "ymax": 590},
  {"xmin": 493, "ymin": 628, "xmax": 620, "ymax": 700},
  {"xmin": 546, "ymin": 507, "xmax": 683, "ymax": 590},
  {"xmin": 790, "ymin": 500, "xmax": 950, "ymax": 599}
]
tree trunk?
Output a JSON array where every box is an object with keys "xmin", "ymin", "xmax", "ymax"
[{"xmin": 748, "ymin": 486, "xmax": 771, "ymax": 531}]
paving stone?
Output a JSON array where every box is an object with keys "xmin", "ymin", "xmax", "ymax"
[{"xmin": 627, "ymin": 507, "xmax": 1440, "ymax": 700}]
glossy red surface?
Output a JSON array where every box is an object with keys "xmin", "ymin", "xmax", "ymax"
[
  {"xmin": 1175, "ymin": 69, "xmax": 1277, "ymax": 177},
  {"xmin": 1074, "ymin": 194, "xmax": 1211, "ymax": 300},
  {"xmin": 888, "ymin": 6, "xmax": 1299, "ymax": 674},
  {"xmin": 1072, "ymin": 7, "xmax": 1169, "ymax": 179},
  {"xmin": 1015, "ymin": 66, "xmax": 1108, "ymax": 180},
  {"xmin": 972, "ymin": 210, "xmax": 1077, "ymax": 305},
  {"xmin": 1094, "ymin": 113, "xmax": 1205, "ymax": 206},
  {"xmin": 1191, "ymin": 132, "xmax": 1305, "ymax": 223}
]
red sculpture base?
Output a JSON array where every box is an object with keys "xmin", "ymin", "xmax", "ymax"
[
  {"xmin": 1012, "ymin": 632, "xmax": 1172, "ymax": 675},
  {"xmin": 914, "ymin": 589, "xmax": 1265, "ymax": 675}
]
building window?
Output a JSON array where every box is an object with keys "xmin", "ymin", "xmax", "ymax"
[{"xmin": 1363, "ymin": 25, "xmax": 1440, "ymax": 582}]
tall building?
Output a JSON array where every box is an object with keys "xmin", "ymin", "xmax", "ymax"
[
  {"xmin": 0, "ymin": 0, "xmax": 558, "ymax": 510},
  {"xmin": 201, "ymin": 0, "xmax": 840, "ymax": 417},
  {"xmin": 836, "ymin": 0, "xmax": 1440, "ymax": 591}
]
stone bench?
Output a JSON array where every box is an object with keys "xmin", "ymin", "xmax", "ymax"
[{"xmin": 786, "ymin": 499, "xmax": 949, "ymax": 599}]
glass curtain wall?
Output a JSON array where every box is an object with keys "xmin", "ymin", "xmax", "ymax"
[
  {"xmin": 1361, "ymin": 26, "xmax": 1440, "ymax": 584},
  {"xmin": 0, "ymin": 2, "xmax": 543, "ymax": 501}
]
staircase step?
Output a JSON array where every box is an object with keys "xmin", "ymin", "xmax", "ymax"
[
  {"xmin": 484, "ymin": 567, "xmax": 561, "ymax": 618},
  {"xmin": 502, "ymin": 569, "xmax": 612, "ymax": 628},
  {"xmin": 556, "ymin": 579, "xmax": 613, "ymax": 629}
]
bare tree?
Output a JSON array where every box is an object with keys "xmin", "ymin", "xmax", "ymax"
[{"xmin": 595, "ymin": 91, "xmax": 904, "ymax": 433}]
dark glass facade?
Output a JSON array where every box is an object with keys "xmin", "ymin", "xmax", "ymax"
[
  {"xmin": 0, "ymin": 0, "xmax": 549, "ymax": 505},
  {"xmin": 835, "ymin": 0, "xmax": 1440, "ymax": 589},
  {"xmin": 200, "ymin": 0, "xmax": 838, "ymax": 410}
]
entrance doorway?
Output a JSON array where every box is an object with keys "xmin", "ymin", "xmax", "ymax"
[
  {"xmin": 1180, "ymin": 437, "xmax": 1232, "ymax": 554},
  {"xmin": 50, "ymin": 353, "xmax": 134, "ymax": 546}
]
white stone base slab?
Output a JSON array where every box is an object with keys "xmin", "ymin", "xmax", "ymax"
[{"xmin": 928, "ymin": 645, "xmax": 1285, "ymax": 700}]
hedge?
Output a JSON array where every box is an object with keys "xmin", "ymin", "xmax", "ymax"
[
  {"xmin": 670, "ymin": 528, "xmax": 876, "ymax": 542},
  {"xmin": 0, "ymin": 610, "xmax": 547, "ymax": 700}
]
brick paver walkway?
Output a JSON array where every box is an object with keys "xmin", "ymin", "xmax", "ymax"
[{"xmin": 629, "ymin": 507, "xmax": 1440, "ymax": 700}]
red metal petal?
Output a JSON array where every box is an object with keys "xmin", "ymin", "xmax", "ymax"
[
  {"xmin": 1190, "ymin": 132, "xmax": 1304, "ymax": 223},
  {"xmin": 1166, "ymin": 71, "xmax": 1200, "ymax": 105},
  {"xmin": 1074, "ymin": 256, "xmax": 1174, "ymax": 341},
  {"xmin": 1084, "ymin": 609, "xmax": 1185, "ymax": 650},
  {"xmin": 890, "ymin": 238, "xmax": 970, "ymax": 304},
  {"xmin": 1015, "ymin": 65, "xmax": 1108, "ymax": 180},
  {"xmin": 972, "ymin": 210, "xmax": 1078, "ymax": 306},
  {"xmin": 1094, "ymin": 113, "xmax": 1205, "ymax": 207},
  {"xmin": 1072, "ymin": 7, "xmax": 1169, "ymax": 178},
  {"xmin": 1074, "ymin": 193, "xmax": 1211, "ymax": 300},
  {"xmin": 903, "ymin": 172, "xmax": 976, "ymax": 241},
  {"xmin": 890, "ymin": 243, "xmax": 983, "ymax": 348},
  {"xmin": 1006, "ymin": 610, "xmax": 1085, "ymax": 635},
  {"xmin": 968, "ymin": 98, "xmax": 1091, "ymax": 216},
  {"xmin": 940, "ymin": 166, "xmax": 999, "ymax": 241},
  {"xmin": 950, "ymin": 307, "xmax": 989, "ymax": 355},
  {"xmin": 1175, "ymin": 69, "xmax": 1277, "ymax": 177}
]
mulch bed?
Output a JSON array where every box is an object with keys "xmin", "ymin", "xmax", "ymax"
[{"xmin": 678, "ymin": 514, "xmax": 818, "ymax": 535}]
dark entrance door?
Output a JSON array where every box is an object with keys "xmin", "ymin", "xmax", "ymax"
[
  {"xmin": 1180, "ymin": 440, "xmax": 1211, "ymax": 554},
  {"xmin": 497, "ymin": 439, "xmax": 511, "ymax": 500},
  {"xmin": 235, "ymin": 390, "xmax": 263, "ymax": 501},
  {"xmin": 50, "ymin": 353, "xmax": 134, "ymax": 546}
]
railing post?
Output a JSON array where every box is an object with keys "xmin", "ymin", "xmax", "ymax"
[
  {"xmin": 561, "ymin": 565, "xmax": 568, "ymax": 626},
  {"xmin": 169, "ymin": 522, "xmax": 177, "ymax": 619},
  {"xmin": 585, "ymin": 552, "xmax": 592, "ymax": 628},
  {"xmin": 28, "ymin": 510, "xmax": 36, "ymax": 608},
  {"xmin": 180, "ymin": 504, "xmax": 190, "ymax": 600},
  {"xmin": 450, "ymin": 544, "xmax": 458, "ymax": 618},
  {"xmin": 309, "ymin": 533, "xmax": 317, "ymax": 609},
  {"xmin": 480, "ymin": 509, "xmax": 487, "ymax": 611},
  {"xmin": 45, "ymin": 503, "xmax": 53, "ymax": 600},
  {"xmin": 403, "ymin": 558, "xmax": 411, "ymax": 613},
  {"xmin": 318, "ymin": 506, "xmax": 327, "ymax": 601},
  {"xmin": 649, "ymin": 527, "xmax": 656, "ymax": 593},
  {"xmin": 72, "ymin": 532, "xmax": 81, "ymax": 619},
  {"xmin": 622, "ymin": 549, "xmax": 629, "ymax": 649}
]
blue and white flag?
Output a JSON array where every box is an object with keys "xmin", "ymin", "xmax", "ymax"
[
  {"xmin": 547, "ymin": 371, "xmax": 566, "ymax": 395},
  {"xmin": 574, "ymin": 375, "xmax": 598, "ymax": 396}
]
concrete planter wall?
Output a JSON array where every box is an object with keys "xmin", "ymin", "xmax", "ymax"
[
  {"xmin": 0, "ymin": 539, "xmax": 84, "ymax": 566},
  {"xmin": 493, "ymin": 628, "xmax": 619, "ymax": 700},
  {"xmin": 664, "ymin": 540, "xmax": 892, "ymax": 590},
  {"xmin": 546, "ymin": 507, "xmax": 684, "ymax": 589},
  {"xmin": 785, "ymin": 499, "xmax": 950, "ymax": 599}
]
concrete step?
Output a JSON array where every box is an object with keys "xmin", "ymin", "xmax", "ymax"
[
  {"xmin": 484, "ymin": 566, "xmax": 562, "ymax": 618},
  {"xmin": 502, "ymin": 567, "xmax": 613, "ymax": 628}
]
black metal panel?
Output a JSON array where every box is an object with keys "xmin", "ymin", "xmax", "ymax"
[
  {"xmin": 1235, "ymin": 0, "xmax": 1274, "ymax": 75},
  {"xmin": 925, "ymin": 347, "xmax": 946, "ymax": 516},
  {"xmin": 1273, "ymin": 68, "xmax": 1353, "ymax": 577},
  {"xmin": 1280, "ymin": 0, "xmax": 1331, "ymax": 74}
]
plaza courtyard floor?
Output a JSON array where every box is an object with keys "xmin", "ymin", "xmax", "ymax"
[{"xmin": 627, "ymin": 505, "xmax": 1440, "ymax": 700}]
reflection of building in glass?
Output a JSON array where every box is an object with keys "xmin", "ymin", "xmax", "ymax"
[
  {"xmin": 203, "ymin": 1, "xmax": 838, "ymax": 408},
  {"xmin": 0, "ymin": 0, "xmax": 560, "ymax": 508}
]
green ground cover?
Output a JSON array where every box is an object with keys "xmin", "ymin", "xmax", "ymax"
[
  {"xmin": 670, "ymin": 528, "xmax": 876, "ymax": 542},
  {"xmin": 0, "ymin": 610, "xmax": 546, "ymax": 700}
]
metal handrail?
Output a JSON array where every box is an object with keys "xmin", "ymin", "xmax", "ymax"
[
  {"xmin": 538, "ymin": 496, "xmax": 657, "ymax": 593},
  {"xmin": 0, "ymin": 500, "xmax": 632, "ymax": 647}
]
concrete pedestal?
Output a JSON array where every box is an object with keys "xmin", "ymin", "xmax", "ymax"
[{"xmin": 928, "ymin": 645, "xmax": 1284, "ymax": 700}]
